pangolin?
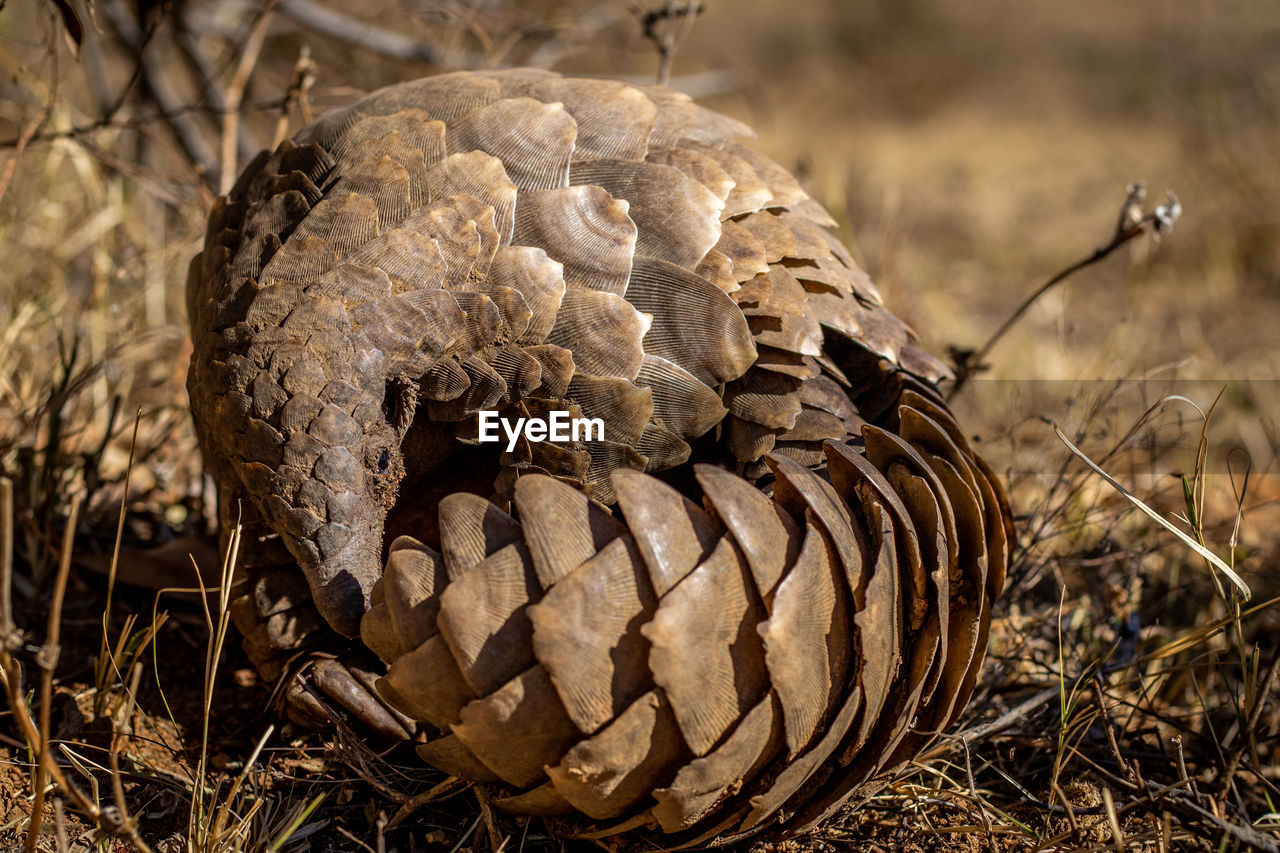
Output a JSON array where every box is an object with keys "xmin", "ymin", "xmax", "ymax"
[{"xmin": 186, "ymin": 68, "xmax": 1012, "ymax": 845}]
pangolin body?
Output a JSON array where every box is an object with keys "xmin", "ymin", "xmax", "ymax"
[{"xmin": 186, "ymin": 68, "xmax": 1012, "ymax": 845}]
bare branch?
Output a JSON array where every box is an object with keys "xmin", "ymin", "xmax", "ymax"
[
  {"xmin": 948, "ymin": 182, "xmax": 1183, "ymax": 398},
  {"xmin": 100, "ymin": 0, "xmax": 220, "ymax": 184},
  {"xmin": 25, "ymin": 494, "xmax": 79, "ymax": 853},
  {"xmin": 641, "ymin": 2, "xmax": 705, "ymax": 86},
  {"xmin": 174, "ymin": 22, "xmax": 261, "ymax": 167},
  {"xmin": 0, "ymin": 108, "xmax": 49, "ymax": 207},
  {"xmin": 221, "ymin": 2, "xmax": 278, "ymax": 194},
  {"xmin": 277, "ymin": 0, "xmax": 477, "ymax": 66}
]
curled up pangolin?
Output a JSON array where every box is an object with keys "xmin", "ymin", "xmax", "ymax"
[{"xmin": 186, "ymin": 68, "xmax": 1013, "ymax": 845}]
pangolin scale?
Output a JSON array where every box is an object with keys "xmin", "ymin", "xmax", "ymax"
[{"xmin": 186, "ymin": 67, "xmax": 1012, "ymax": 846}]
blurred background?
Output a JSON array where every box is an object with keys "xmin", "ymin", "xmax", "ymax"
[
  {"xmin": 4, "ymin": 0, "xmax": 1277, "ymax": 474},
  {"xmin": 1, "ymin": 0, "xmax": 1278, "ymax": 847}
]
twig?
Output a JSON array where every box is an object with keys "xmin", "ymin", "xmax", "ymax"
[
  {"xmin": 100, "ymin": 0, "xmax": 221, "ymax": 184},
  {"xmin": 0, "ymin": 108, "xmax": 49, "ymax": 207},
  {"xmin": 25, "ymin": 493, "xmax": 79, "ymax": 853},
  {"xmin": 0, "ymin": 10, "xmax": 159, "ymax": 151},
  {"xmin": 220, "ymin": 1, "xmax": 278, "ymax": 195},
  {"xmin": 1216, "ymin": 646, "xmax": 1280, "ymax": 800},
  {"xmin": 641, "ymin": 2, "xmax": 704, "ymax": 86},
  {"xmin": 174, "ymin": 23, "xmax": 260, "ymax": 167},
  {"xmin": 948, "ymin": 182, "xmax": 1181, "ymax": 398},
  {"xmin": 273, "ymin": 47, "xmax": 317, "ymax": 148},
  {"xmin": 277, "ymin": 0, "xmax": 468, "ymax": 65},
  {"xmin": 0, "ymin": 478, "xmax": 17, "ymax": 653},
  {"xmin": 107, "ymin": 663, "xmax": 145, "ymax": 841},
  {"xmin": 386, "ymin": 776, "xmax": 467, "ymax": 828},
  {"xmin": 925, "ymin": 682, "xmax": 1062, "ymax": 757},
  {"xmin": 1080, "ymin": 724, "xmax": 1280, "ymax": 852},
  {"xmin": 0, "ymin": 637, "xmax": 154, "ymax": 848},
  {"xmin": 1147, "ymin": 783, "xmax": 1280, "ymax": 853},
  {"xmin": 1093, "ymin": 679, "xmax": 1133, "ymax": 781},
  {"xmin": 476, "ymin": 787, "xmax": 504, "ymax": 852}
]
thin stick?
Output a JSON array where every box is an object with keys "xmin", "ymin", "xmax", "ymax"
[
  {"xmin": 642, "ymin": 2, "xmax": 705, "ymax": 86},
  {"xmin": 175, "ymin": 22, "xmax": 259, "ymax": 166},
  {"xmin": 220, "ymin": 2, "xmax": 277, "ymax": 195},
  {"xmin": 1092, "ymin": 680, "xmax": 1132, "ymax": 781},
  {"xmin": 273, "ymin": 47, "xmax": 316, "ymax": 147},
  {"xmin": 387, "ymin": 776, "xmax": 467, "ymax": 828},
  {"xmin": 0, "ymin": 478, "xmax": 16, "ymax": 652},
  {"xmin": 948, "ymin": 184, "xmax": 1180, "ymax": 398},
  {"xmin": 107, "ymin": 662, "xmax": 144, "ymax": 838},
  {"xmin": 100, "ymin": 0, "xmax": 220, "ymax": 183},
  {"xmin": 277, "ymin": 0, "xmax": 462, "ymax": 64},
  {"xmin": 1216, "ymin": 646, "xmax": 1280, "ymax": 800},
  {"xmin": 26, "ymin": 494, "xmax": 79, "ymax": 853},
  {"xmin": 0, "ymin": 108, "xmax": 49, "ymax": 207},
  {"xmin": 0, "ymin": 638, "xmax": 153, "ymax": 848}
]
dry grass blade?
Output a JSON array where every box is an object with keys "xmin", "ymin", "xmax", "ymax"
[
  {"xmin": 1053, "ymin": 423, "xmax": 1251, "ymax": 600},
  {"xmin": 210, "ymin": 724, "xmax": 274, "ymax": 844},
  {"xmin": 265, "ymin": 793, "xmax": 327, "ymax": 852},
  {"xmin": 94, "ymin": 407, "xmax": 142, "ymax": 718},
  {"xmin": 187, "ymin": 519, "xmax": 244, "ymax": 849},
  {"xmin": 0, "ymin": 494, "xmax": 156, "ymax": 850}
]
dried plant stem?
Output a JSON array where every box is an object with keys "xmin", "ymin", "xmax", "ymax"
[
  {"xmin": 948, "ymin": 183, "xmax": 1180, "ymax": 398},
  {"xmin": 0, "ymin": 108, "xmax": 49, "ymax": 207},
  {"xmin": 187, "ymin": 521, "xmax": 242, "ymax": 846},
  {"xmin": 100, "ymin": 0, "xmax": 219, "ymax": 182},
  {"xmin": 174, "ymin": 22, "xmax": 259, "ymax": 167},
  {"xmin": 387, "ymin": 776, "xmax": 466, "ymax": 828},
  {"xmin": 220, "ymin": 2, "xmax": 277, "ymax": 195},
  {"xmin": 25, "ymin": 493, "xmax": 79, "ymax": 853},
  {"xmin": 278, "ymin": 0, "xmax": 457, "ymax": 64},
  {"xmin": 1216, "ymin": 647, "xmax": 1280, "ymax": 800},
  {"xmin": 0, "ymin": 479, "xmax": 16, "ymax": 651},
  {"xmin": 273, "ymin": 47, "xmax": 316, "ymax": 148},
  {"xmin": 0, "ymin": 489, "xmax": 153, "ymax": 850},
  {"xmin": 949, "ymin": 230, "xmax": 1144, "ymax": 398},
  {"xmin": 642, "ymin": 2, "xmax": 704, "ymax": 86},
  {"xmin": 94, "ymin": 408, "xmax": 141, "ymax": 717},
  {"xmin": 107, "ymin": 662, "xmax": 145, "ymax": 838},
  {"xmin": 1054, "ymin": 423, "xmax": 1250, "ymax": 598}
]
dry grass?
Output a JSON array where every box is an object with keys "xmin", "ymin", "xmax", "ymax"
[{"xmin": 0, "ymin": 0, "xmax": 1277, "ymax": 850}]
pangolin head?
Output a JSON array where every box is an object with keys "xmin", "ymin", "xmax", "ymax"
[{"xmin": 207, "ymin": 325, "xmax": 413, "ymax": 638}]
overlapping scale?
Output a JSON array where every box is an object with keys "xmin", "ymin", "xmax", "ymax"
[{"xmin": 364, "ymin": 393, "xmax": 1007, "ymax": 845}]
